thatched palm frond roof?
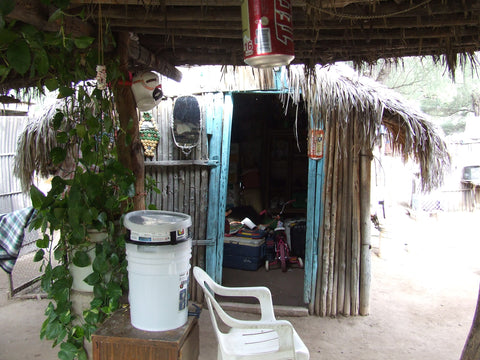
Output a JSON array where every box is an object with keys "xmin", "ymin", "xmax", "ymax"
[
  {"xmin": 2, "ymin": 0, "xmax": 480, "ymax": 92},
  {"xmin": 285, "ymin": 64, "xmax": 450, "ymax": 191},
  {"xmin": 14, "ymin": 99, "xmax": 81, "ymax": 192},
  {"xmin": 14, "ymin": 104, "xmax": 60, "ymax": 192},
  {"xmin": 14, "ymin": 65, "xmax": 449, "ymax": 193}
]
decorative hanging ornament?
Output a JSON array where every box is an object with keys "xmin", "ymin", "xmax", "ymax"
[
  {"xmin": 132, "ymin": 72, "xmax": 163, "ymax": 111},
  {"xmin": 96, "ymin": 65, "xmax": 107, "ymax": 90},
  {"xmin": 139, "ymin": 112, "xmax": 160, "ymax": 157}
]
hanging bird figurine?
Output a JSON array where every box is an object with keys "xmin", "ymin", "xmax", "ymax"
[{"xmin": 139, "ymin": 112, "xmax": 160, "ymax": 157}]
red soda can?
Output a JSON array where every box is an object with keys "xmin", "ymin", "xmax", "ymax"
[{"xmin": 241, "ymin": 0, "xmax": 295, "ymax": 68}]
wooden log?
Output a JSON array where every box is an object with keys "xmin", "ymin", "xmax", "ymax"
[
  {"xmin": 128, "ymin": 40, "xmax": 182, "ymax": 82},
  {"xmin": 160, "ymin": 101, "xmax": 170, "ymax": 209},
  {"xmin": 359, "ymin": 144, "xmax": 373, "ymax": 316},
  {"xmin": 8, "ymin": 0, "xmax": 95, "ymax": 37},
  {"xmin": 343, "ymin": 116, "xmax": 353, "ymax": 316},
  {"xmin": 350, "ymin": 111, "xmax": 361, "ymax": 316},
  {"xmin": 317, "ymin": 118, "xmax": 335, "ymax": 316},
  {"xmin": 460, "ymin": 285, "xmax": 480, "ymax": 360},
  {"xmin": 327, "ymin": 117, "xmax": 341, "ymax": 316},
  {"xmin": 314, "ymin": 120, "xmax": 328, "ymax": 315},
  {"xmin": 115, "ymin": 32, "xmax": 145, "ymax": 211},
  {"xmin": 336, "ymin": 124, "xmax": 348, "ymax": 314},
  {"xmin": 332, "ymin": 121, "xmax": 344, "ymax": 315}
]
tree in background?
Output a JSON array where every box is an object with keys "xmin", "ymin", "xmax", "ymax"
[{"xmin": 361, "ymin": 55, "xmax": 480, "ymax": 136}]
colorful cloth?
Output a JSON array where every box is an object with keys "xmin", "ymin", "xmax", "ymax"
[
  {"xmin": 0, "ymin": 207, "xmax": 35, "ymax": 274},
  {"xmin": 228, "ymin": 227, "xmax": 266, "ymax": 239}
]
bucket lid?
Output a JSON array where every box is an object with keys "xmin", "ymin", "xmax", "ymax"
[{"xmin": 124, "ymin": 210, "xmax": 191, "ymax": 234}]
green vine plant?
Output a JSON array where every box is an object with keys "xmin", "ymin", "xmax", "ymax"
[
  {"xmin": 0, "ymin": 0, "xmax": 121, "ymax": 97},
  {"xmin": 1, "ymin": 3, "xmax": 162, "ymax": 359},
  {"xmin": 29, "ymin": 85, "xmax": 136, "ymax": 360}
]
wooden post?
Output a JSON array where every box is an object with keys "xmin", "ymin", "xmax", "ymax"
[
  {"xmin": 328, "ymin": 118, "xmax": 341, "ymax": 315},
  {"xmin": 115, "ymin": 32, "xmax": 145, "ymax": 210},
  {"xmin": 318, "ymin": 118, "xmax": 335, "ymax": 316},
  {"xmin": 315, "ymin": 118, "xmax": 332, "ymax": 316},
  {"xmin": 351, "ymin": 111, "xmax": 361, "ymax": 316},
  {"xmin": 461, "ymin": 284, "xmax": 480, "ymax": 360},
  {"xmin": 359, "ymin": 144, "xmax": 372, "ymax": 316},
  {"xmin": 343, "ymin": 118, "xmax": 353, "ymax": 316},
  {"xmin": 336, "ymin": 125, "xmax": 348, "ymax": 315}
]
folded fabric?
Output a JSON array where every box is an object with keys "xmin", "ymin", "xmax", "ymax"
[
  {"xmin": 231, "ymin": 227, "xmax": 266, "ymax": 239},
  {"xmin": 0, "ymin": 207, "xmax": 36, "ymax": 274}
]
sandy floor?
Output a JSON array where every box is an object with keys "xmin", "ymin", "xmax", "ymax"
[{"xmin": 1, "ymin": 209, "xmax": 479, "ymax": 360}]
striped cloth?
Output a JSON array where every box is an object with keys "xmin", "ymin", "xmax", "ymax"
[{"xmin": 0, "ymin": 207, "xmax": 35, "ymax": 274}]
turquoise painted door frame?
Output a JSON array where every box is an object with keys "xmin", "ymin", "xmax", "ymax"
[
  {"xmin": 205, "ymin": 93, "xmax": 233, "ymax": 283},
  {"xmin": 204, "ymin": 89, "xmax": 324, "ymax": 309},
  {"xmin": 305, "ymin": 157, "xmax": 324, "ymax": 306}
]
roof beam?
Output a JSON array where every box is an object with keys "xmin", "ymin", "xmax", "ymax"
[
  {"xmin": 7, "ymin": 0, "xmax": 95, "ymax": 37},
  {"xmin": 128, "ymin": 38, "xmax": 183, "ymax": 82},
  {"xmin": 69, "ymin": 0, "xmax": 367, "ymax": 8}
]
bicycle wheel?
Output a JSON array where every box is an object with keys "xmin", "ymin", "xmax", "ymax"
[{"xmin": 280, "ymin": 244, "xmax": 287, "ymax": 272}]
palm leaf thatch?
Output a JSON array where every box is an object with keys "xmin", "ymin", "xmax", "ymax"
[
  {"xmin": 14, "ymin": 103, "xmax": 60, "ymax": 192},
  {"xmin": 285, "ymin": 64, "xmax": 450, "ymax": 192},
  {"xmin": 14, "ymin": 99, "xmax": 80, "ymax": 192}
]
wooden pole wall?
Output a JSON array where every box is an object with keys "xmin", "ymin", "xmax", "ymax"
[
  {"xmin": 314, "ymin": 109, "xmax": 373, "ymax": 317},
  {"xmin": 144, "ymin": 97, "xmax": 210, "ymax": 301}
]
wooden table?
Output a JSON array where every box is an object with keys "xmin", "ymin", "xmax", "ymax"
[{"xmin": 92, "ymin": 307, "xmax": 199, "ymax": 360}]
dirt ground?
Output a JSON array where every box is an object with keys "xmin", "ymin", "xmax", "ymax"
[{"xmin": 1, "ymin": 208, "xmax": 479, "ymax": 360}]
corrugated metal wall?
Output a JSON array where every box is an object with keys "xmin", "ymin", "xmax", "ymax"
[
  {"xmin": 0, "ymin": 116, "xmax": 30, "ymax": 214},
  {"xmin": 144, "ymin": 96, "xmax": 211, "ymax": 274}
]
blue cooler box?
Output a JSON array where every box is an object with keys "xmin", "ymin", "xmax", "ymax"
[{"xmin": 223, "ymin": 236, "xmax": 265, "ymax": 271}]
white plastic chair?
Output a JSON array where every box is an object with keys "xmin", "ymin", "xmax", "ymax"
[{"xmin": 193, "ymin": 266, "xmax": 310, "ymax": 360}]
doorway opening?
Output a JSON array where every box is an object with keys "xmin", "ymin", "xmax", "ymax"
[{"xmin": 222, "ymin": 93, "xmax": 309, "ymax": 307}]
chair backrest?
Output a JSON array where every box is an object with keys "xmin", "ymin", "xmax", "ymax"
[
  {"xmin": 194, "ymin": 266, "xmax": 279, "ymax": 332},
  {"xmin": 193, "ymin": 266, "xmax": 234, "ymax": 333},
  {"xmin": 193, "ymin": 266, "xmax": 301, "ymax": 359}
]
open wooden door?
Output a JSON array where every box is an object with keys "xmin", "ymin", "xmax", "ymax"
[{"xmin": 205, "ymin": 93, "xmax": 233, "ymax": 283}]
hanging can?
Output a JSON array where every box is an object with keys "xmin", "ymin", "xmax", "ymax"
[
  {"xmin": 308, "ymin": 129, "xmax": 324, "ymax": 160},
  {"xmin": 241, "ymin": 0, "xmax": 295, "ymax": 68}
]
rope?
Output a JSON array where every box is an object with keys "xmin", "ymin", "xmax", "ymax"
[
  {"xmin": 98, "ymin": 3, "xmax": 104, "ymax": 65},
  {"xmin": 307, "ymin": 0, "xmax": 433, "ymax": 21}
]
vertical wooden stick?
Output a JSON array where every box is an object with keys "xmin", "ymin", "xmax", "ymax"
[
  {"xmin": 328, "ymin": 117, "xmax": 341, "ymax": 315},
  {"xmin": 115, "ymin": 32, "xmax": 145, "ymax": 211},
  {"xmin": 359, "ymin": 143, "xmax": 373, "ymax": 316},
  {"xmin": 336, "ymin": 124, "xmax": 348, "ymax": 314},
  {"xmin": 460, "ymin": 285, "xmax": 480, "ymax": 360},
  {"xmin": 343, "ymin": 118, "xmax": 353, "ymax": 316},
  {"xmin": 316, "ymin": 117, "xmax": 334, "ymax": 316},
  {"xmin": 351, "ymin": 111, "xmax": 361, "ymax": 315}
]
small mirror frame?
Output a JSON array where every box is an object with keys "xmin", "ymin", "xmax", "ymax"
[{"xmin": 171, "ymin": 96, "xmax": 202, "ymax": 156}]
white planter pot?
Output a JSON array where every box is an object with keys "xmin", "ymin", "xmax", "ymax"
[{"xmin": 70, "ymin": 230, "xmax": 107, "ymax": 292}]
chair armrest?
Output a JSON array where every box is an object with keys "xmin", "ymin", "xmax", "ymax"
[{"xmin": 212, "ymin": 284, "xmax": 276, "ymax": 321}]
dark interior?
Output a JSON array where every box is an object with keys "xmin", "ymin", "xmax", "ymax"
[{"xmin": 221, "ymin": 93, "xmax": 309, "ymax": 307}]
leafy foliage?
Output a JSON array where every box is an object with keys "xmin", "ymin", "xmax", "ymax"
[
  {"xmin": 0, "ymin": 0, "xmax": 120, "ymax": 94},
  {"xmin": 29, "ymin": 85, "xmax": 135, "ymax": 360}
]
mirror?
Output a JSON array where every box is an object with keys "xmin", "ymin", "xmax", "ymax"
[{"xmin": 172, "ymin": 96, "xmax": 201, "ymax": 155}]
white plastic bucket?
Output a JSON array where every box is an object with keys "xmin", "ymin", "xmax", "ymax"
[{"xmin": 124, "ymin": 210, "xmax": 192, "ymax": 331}]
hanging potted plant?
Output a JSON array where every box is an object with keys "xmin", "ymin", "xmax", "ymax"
[{"xmin": 29, "ymin": 85, "xmax": 136, "ymax": 360}]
